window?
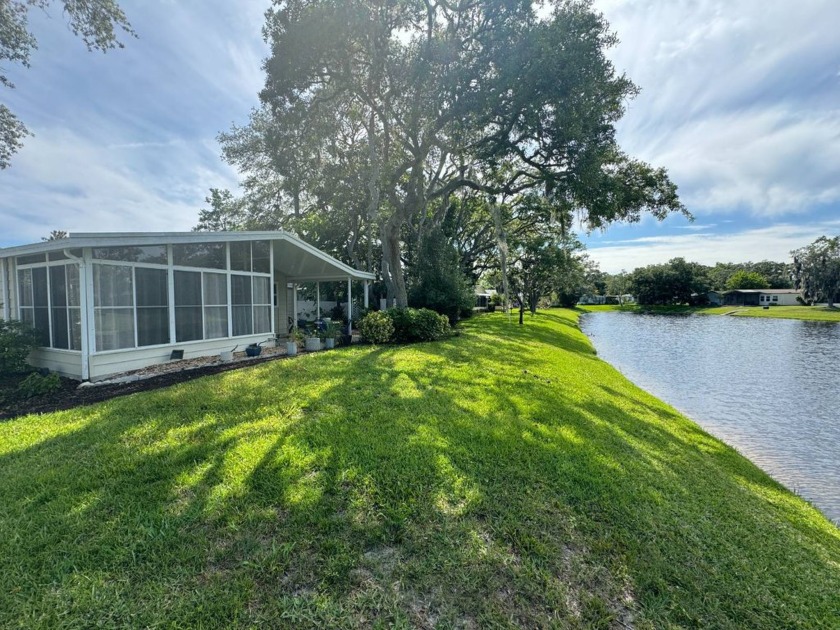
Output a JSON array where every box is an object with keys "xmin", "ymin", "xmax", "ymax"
[
  {"xmin": 203, "ymin": 272, "xmax": 228, "ymax": 339},
  {"xmin": 135, "ymin": 268, "xmax": 169, "ymax": 346},
  {"xmin": 94, "ymin": 245, "xmax": 167, "ymax": 265},
  {"xmin": 175, "ymin": 271, "xmax": 203, "ymax": 342},
  {"xmin": 173, "ymin": 243, "xmax": 226, "ymax": 269},
  {"xmin": 67, "ymin": 265, "xmax": 82, "ymax": 350},
  {"xmin": 229, "ymin": 241, "xmax": 271, "ymax": 274},
  {"xmin": 231, "ymin": 275, "xmax": 272, "ymax": 336},
  {"xmin": 18, "ymin": 265, "xmax": 81, "ymax": 350},
  {"xmin": 230, "ymin": 241, "xmax": 251, "ymax": 272},
  {"xmin": 253, "ymin": 276, "xmax": 272, "ymax": 333},
  {"xmin": 49, "ymin": 266, "xmax": 69, "ymax": 349},
  {"xmin": 232, "ymin": 275, "xmax": 253, "ymax": 336},
  {"xmin": 772, "ymin": 296, "xmax": 778, "ymax": 302},
  {"xmin": 252, "ymin": 241, "xmax": 271, "ymax": 274},
  {"xmin": 94, "ymin": 264, "xmax": 135, "ymax": 351},
  {"xmin": 52, "ymin": 265, "xmax": 83, "ymax": 350},
  {"xmin": 18, "ymin": 267, "xmax": 50, "ymax": 346},
  {"xmin": 17, "ymin": 253, "xmax": 46, "ymax": 266}
]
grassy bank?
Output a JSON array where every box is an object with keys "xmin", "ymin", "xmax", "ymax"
[
  {"xmin": 701, "ymin": 305, "xmax": 840, "ymax": 321},
  {"xmin": 579, "ymin": 303, "xmax": 840, "ymax": 322},
  {"xmin": 1, "ymin": 311, "xmax": 838, "ymax": 627}
]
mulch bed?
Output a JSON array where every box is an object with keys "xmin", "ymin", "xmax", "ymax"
[{"xmin": 0, "ymin": 351, "xmax": 300, "ymax": 421}]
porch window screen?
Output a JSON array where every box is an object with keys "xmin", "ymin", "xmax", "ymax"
[
  {"xmin": 94, "ymin": 264, "xmax": 135, "ymax": 351},
  {"xmin": 49, "ymin": 265, "xmax": 83, "ymax": 350},
  {"xmin": 18, "ymin": 267, "xmax": 50, "ymax": 346},
  {"xmin": 231, "ymin": 275, "xmax": 253, "ymax": 336},
  {"xmin": 253, "ymin": 276, "xmax": 272, "ymax": 333},
  {"xmin": 175, "ymin": 270, "xmax": 203, "ymax": 342},
  {"xmin": 203, "ymin": 272, "xmax": 228, "ymax": 339},
  {"xmin": 231, "ymin": 275, "xmax": 271, "ymax": 336},
  {"xmin": 173, "ymin": 243, "xmax": 226, "ymax": 269},
  {"xmin": 135, "ymin": 267, "xmax": 169, "ymax": 346},
  {"xmin": 229, "ymin": 240, "xmax": 271, "ymax": 274},
  {"xmin": 19, "ymin": 264, "xmax": 82, "ymax": 350}
]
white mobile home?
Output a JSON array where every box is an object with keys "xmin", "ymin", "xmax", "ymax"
[
  {"xmin": 0, "ymin": 231, "xmax": 375, "ymax": 381},
  {"xmin": 758, "ymin": 289, "xmax": 800, "ymax": 306}
]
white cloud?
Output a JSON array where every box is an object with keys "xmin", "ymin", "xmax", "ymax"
[
  {"xmin": 588, "ymin": 221, "xmax": 840, "ymax": 273},
  {"xmin": 1, "ymin": 126, "xmax": 240, "ymax": 244},
  {"xmin": 0, "ymin": 1, "xmax": 270, "ymax": 247},
  {"xmin": 596, "ymin": 0, "xmax": 840, "ymax": 217}
]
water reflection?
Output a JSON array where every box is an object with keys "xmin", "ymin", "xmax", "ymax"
[{"xmin": 581, "ymin": 312, "xmax": 840, "ymax": 524}]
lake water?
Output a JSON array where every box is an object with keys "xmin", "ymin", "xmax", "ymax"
[{"xmin": 580, "ymin": 312, "xmax": 840, "ymax": 524}]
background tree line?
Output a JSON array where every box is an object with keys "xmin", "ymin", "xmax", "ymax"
[{"xmin": 606, "ymin": 234, "xmax": 839, "ymax": 307}]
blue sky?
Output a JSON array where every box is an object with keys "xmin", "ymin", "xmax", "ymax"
[{"xmin": 1, "ymin": 0, "xmax": 839, "ymax": 273}]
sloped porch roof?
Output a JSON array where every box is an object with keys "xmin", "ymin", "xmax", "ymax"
[{"xmin": 0, "ymin": 230, "xmax": 376, "ymax": 282}]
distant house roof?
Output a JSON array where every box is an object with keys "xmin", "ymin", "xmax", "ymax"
[{"xmin": 723, "ymin": 289, "xmax": 799, "ymax": 294}]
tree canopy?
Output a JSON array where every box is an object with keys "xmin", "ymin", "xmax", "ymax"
[
  {"xmin": 0, "ymin": 0, "xmax": 134, "ymax": 168},
  {"xmin": 628, "ymin": 258, "xmax": 710, "ymax": 305},
  {"xmin": 216, "ymin": 0, "xmax": 687, "ymax": 308},
  {"xmin": 792, "ymin": 236, "xmax": 840, "ymax": 307},
  {"xmin": 725, "ymin": 270, "xmax": 769, "ymax": 291}
]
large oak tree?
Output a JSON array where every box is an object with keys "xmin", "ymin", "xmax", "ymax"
[{"xmin": 222, "ymin": 0, "xmax": 687, "ymax": 305}]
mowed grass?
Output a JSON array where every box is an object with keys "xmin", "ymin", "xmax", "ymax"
[
  {"xmin": 700, "ymin": 305, "xmax": 840, "ymax": 322},
  {"xmin": 579, "ymin": 303, "xmax": 840, "ymax": 322},
  {"xmin": 1, "ymin": 311, "xmax": 838, "ymax": 628}
]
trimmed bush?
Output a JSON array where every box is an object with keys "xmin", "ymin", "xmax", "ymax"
[
  {"xmin": 387, "ymin": 307, "xmax": 450, "ymax": 343},
  {"xmin": 0, "ymin": 319, "xmax": 39, "ymax": 375},
  {"xmin": 359, "ymin": 311, "xmax": 395, "ymax": 344},
  {"xmin": 411, "ymin": 308, "xmax": 450, "ymax": 341}
]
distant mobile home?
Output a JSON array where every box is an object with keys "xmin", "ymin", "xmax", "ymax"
[
  {"xmin": 0, "ymin": 232, "xmax": 374, "ymax": 381},
  {"xmin": 722, "ymin": 289, "xmax": 800, "ymax": 307}
]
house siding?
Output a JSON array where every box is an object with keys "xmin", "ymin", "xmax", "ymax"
[
  {"xmin": 88, "ymin": 333, "xmax": 276, "ymax": 381},
  {"xmin": 29, "ymin": 348, "xmax": 84, "ymax": 379},
  {"xmin": 759, "ymin": 292, "xmax": 800, "ymax": 306}
]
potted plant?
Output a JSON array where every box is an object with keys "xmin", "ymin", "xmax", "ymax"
[
  {"xmin": 304, "ymin": 328, "xmax": 322, "ymax": 352},
  {"xmin": 322, "ymin": 321, "xmax": 341, "ymax": 349},
  {"xmin": 286, "ymin": 329, "xmax": 304, "ymax": 356}
]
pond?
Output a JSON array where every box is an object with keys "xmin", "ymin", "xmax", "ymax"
[{"xmin": 580, "ymin": 312, "xmax": 840, "ymax": 524}]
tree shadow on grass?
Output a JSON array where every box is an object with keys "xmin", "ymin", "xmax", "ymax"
[{"xmin": 0, "ymin": 312, "xmax": 838, "ymax": 628}]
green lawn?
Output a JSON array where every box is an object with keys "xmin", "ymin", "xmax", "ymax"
[
  {"xmin": 700, "ymin": 305, "xmax": 840, "ymax": 321},
  {"xmin": 579, "ymin": 303, "xmax": 840, "ymax": 322},
  {"xmin": 1, "ymin": 311, "xmax": 838, "ymax": 628}
]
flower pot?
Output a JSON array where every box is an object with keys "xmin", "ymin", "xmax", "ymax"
[
  {"xmin": 219, "ymin": 350, "xmax": 234, "ymax": 362},
  {"xmin": 304, "ymin": 337, "xmax": 321, "ymax": 352},
  {"xmin": 324, "ymin": 338, "xmax": 335, "ymax": 349},
  {"xmin": 286, "ymin": 341, "xmax": 297, "ymax": 356},
  {"xmin": 245, "ymin": 345, "xmax": 262, "ymax": 357}
]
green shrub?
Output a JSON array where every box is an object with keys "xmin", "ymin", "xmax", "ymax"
[
  {"xmin": 0, "ymin": 319, "xmax": 39, "ymax": 375},
  {"xmin": 411, "ymin": 308, "xmax": 450, "ymax": 341},
  {"xmin": 359, "ymin": 311, "xmax": 394, "ymax": 344},
  {"xmin": 387, "ymin": 308, "xmax": 450, "ymax": 343},
  {"xmin": 16, "ymin": 372, "xmax": 61, "ymax": 399}
]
